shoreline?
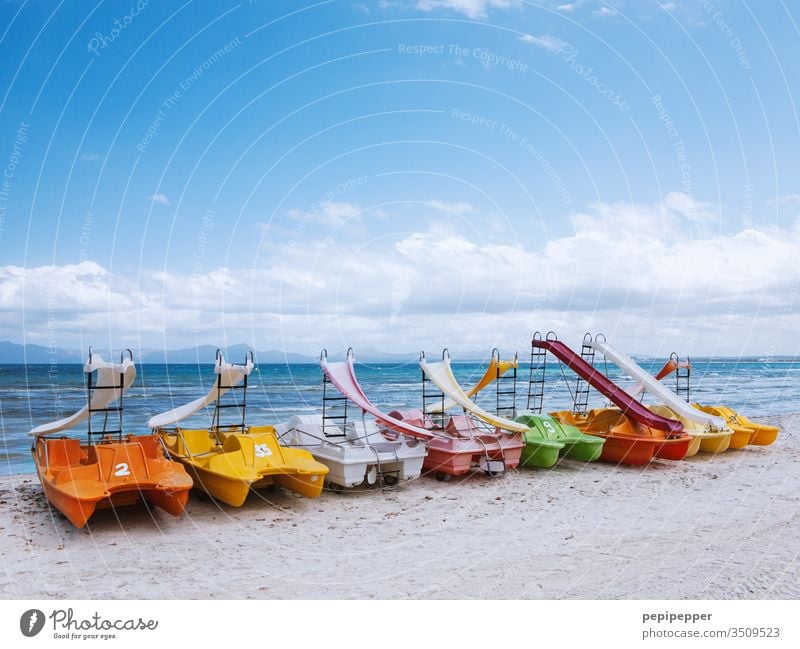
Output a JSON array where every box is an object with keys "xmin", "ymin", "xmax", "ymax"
[{"xmin": 1, "ymin": 413, "xmax": 797, "ymax": 599}]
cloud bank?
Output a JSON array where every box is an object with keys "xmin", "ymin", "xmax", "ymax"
[{"xmin": 2, "ymin": 194, "xmax": 798, "ymax": 357}]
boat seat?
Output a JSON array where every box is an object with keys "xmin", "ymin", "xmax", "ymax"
[
  {"xmin": 43, "ymin": 438, "xmax": 84, "ymax": 470},
  {"xmin": 446, "ymin": 415, "xmax": 480, "ymax": 438},
  {"xmin": 177, "ymin": 429, "xmax": 214, "ymax": 456},
  {"xmin": 90, "ymin": 442, "xmax": 149, "ymax": 482},
  {"xmin": 388, "ymin": 409, "xmax": 435, "ymax": 430}
]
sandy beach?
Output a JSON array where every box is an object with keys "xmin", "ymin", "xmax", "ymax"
[{"xmin": 1, "ymin": 413, "xmax": 797, "ymax": 600}]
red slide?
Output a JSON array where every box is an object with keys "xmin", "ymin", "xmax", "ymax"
[
  {"xmin": 533, "ymin": 337, "xmax": 684, "ymax": 435},
  {"xmin": 320, "ymin": 349, "xmax": 436, "ymax": 441}
]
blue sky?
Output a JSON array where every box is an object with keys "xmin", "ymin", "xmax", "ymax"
[{"xmin": 0, "ymin": 0, "xmax": 798, "ymax": 357}]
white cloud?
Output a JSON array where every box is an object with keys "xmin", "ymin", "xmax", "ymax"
[
  {"xmin": 519, "ymin": 33, "xmax": 566, "ymax": 52},
  {"xmin": 770, "ymin": 194, "xmax": 800, "ymax": 206},
  {"xmin": 594, "ymin": 6, "xmax": 616, "ymax": 17},
  {"xmin": 557, "ymin": 3, "xmax": 577, "ymax": 12},
  {"xmin": 660, "ymin": 1, "xmax": 679, "ymax": 11},
  {"xmin": 288, "ymin": 201, "xmax": 363, "ymax": 227},
  {"xmin": 148, "ymin": 193, "xmax": 170, "ymax": 205},
  {"xmin": 413, "ymin": 0, "xmax": 520, "ymax": 19},
  {"xmin": 80, "ymin": 153, "xmax": 102, "ymax": 161},
  {"xmin": 4, "ymin": 193, "xmax": 800, "ymax": 355},
  {"xmin": 428, "ymin": 199, "xmax": 474, "ymax": 215}
]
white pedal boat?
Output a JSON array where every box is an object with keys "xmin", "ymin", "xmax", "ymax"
[
  {"xmin": 275, "ymin": 414, "xmax": 426, "ymax": 490},
  {"xmin": 274, "ymin": 349, "xmax": 428, "ymax": 490}
]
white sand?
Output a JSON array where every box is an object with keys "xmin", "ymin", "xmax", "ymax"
[{"xmin": 1, "ymin": 414, "xmax": 798, "ymax": 599}]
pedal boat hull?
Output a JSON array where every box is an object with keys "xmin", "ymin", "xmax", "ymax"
[
  {"xmin": 514, "ymin": 412, "xmax": 604, "ymax": 466},
  {"xmin": 33, "ymin": 435, "xmax": 192, "ymax": 529},
  {"xmin": 160, "ymin": 426, "xmax": 328, "ymax": 506},
  {"xmin": 275, "ymin": 415, "xmax": 428, "ymax": 490},
  {"xmin": 552, "ymin": 409, "xmax": 691, "ymax": 465},
  {"xmin": 389, "ymin": 410, "xmax": 524, "ymax": 478}
]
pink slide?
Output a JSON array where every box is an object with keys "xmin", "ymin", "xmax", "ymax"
[
  {"xmin": 532, "ymin": 335, "xmax": 684, "ymax": 435},
  {"xmin": 320, "ymin": 349, "xmax": 435, "ymax": 441}
]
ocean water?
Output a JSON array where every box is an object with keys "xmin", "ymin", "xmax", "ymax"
[{"xmin": 1, "ymin": 358, "xmax": 797, "ymax": 477}]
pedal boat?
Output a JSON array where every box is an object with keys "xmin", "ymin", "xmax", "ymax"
[
  {"xmin": 29, "ymin": 350, "xmax": 192, "ymax": 529},
  {"xmin": 419, "ymin": 349, "xmax": 558, "ymax": 469},
  {"xmin": 552, "ymin": 408, "xmax": 692, "ymax": 465},
  {"xmin": 693, "ymin": 404, "xmax": 779, "ymax": 447},
  {"xmin": 643, "ymin": 354, "xmax": 777, "ymax": 449},
  {"xmin": 151, "ymin": 351, "xmax": 328, "ymax": 506},
  {"xmin": 647, "ymin": 405, "xmax": 731, "ymax": 455},
  {"xmin": 275, "ymin": 349, "xmax": 428, "ymax": 490},
  {"xmin": 388, "ymin": 409, "xmax": 524, "ymax": 480},
  {"xmin": 275, "ymin": 414, "xmax": 427, "ymax": 490},
  {"xmin": 514, "ymin": 411, "xmax": 604, "ymax": 463}
]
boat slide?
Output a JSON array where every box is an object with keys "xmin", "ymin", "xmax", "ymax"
[
  {"xmin": 320, "ymin": 349, "xmax": 437, "ymax": 442},
  {"xmin": 419, "ymin": 351, "xmax": 529, "ymax": 434},
  {"xmin": 531, "ymin": 335, "xmax": 684, "ymax": 435},
  {"xmin": 148, "ymin": 350, "xmax": 254, "ymax": 429},
  {"xmin": 426, "ymin": 351, "xmax": 518, "ymax": 415},
  {"xmin": 587, "ymin": 337, "xmax": 727, "ymax": 432},
  {"xmin": 29, "ymin": 353, "xmax": 137, "ymax": 437},
  {"xmin": 630, "ymin": 353, "xmax": 690, "ymax": 398}
]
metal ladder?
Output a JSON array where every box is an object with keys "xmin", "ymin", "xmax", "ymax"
[
  {"xmin": 494, "ymin": 349, "xmax": 518, "ymax": 419},
  {"xmin": 86, "ymin": 347, "xmax": 132, "ymax": 444},
  {"xmin": 421, "ymin": 350, "xmax": 447, "ymax": 429},
  {"xmin": 320, "ymin": 350, "xmax": 348, "ymax": 438},
  {"xmin": 210, "ymin": 349, "xmax": 253, "ymax": 439},
  {"xmin": 674, "ymin": 353, "xmax": 692, "ymax": 402},
  {"xmin": 526, "ymin": 332, "xmax": 547, "ymax": 414},
  {"xmin": 572, "ymin": 333, "xmax": 595, "ymax": 414}
]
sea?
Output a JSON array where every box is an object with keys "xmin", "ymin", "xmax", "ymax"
[{"xmin": 1, "ymin": 358, "xmax": 797, "ymax": 477}]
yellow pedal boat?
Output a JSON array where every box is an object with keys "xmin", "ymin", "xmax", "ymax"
[
  {"xmin": 645, "ymin": 354, "xmax": 779, "ymax": 450},
  {"xmin": 160, "ymin": 426, "xmax": 328, "ymax": 506},
  {"xmin": 693, "ymin": 404, "xmax": 779, "ymax": 448},
  {"xmin": 150, "ymin": 350, "xmax": 328, "ymax": 506},
  {"xmin": 647, "ymin": 405, "xmax": 731, "ymax": 455}
]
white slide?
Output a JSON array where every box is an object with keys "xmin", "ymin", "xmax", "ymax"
[
  {"xmin": 589, "ymin": 338, "xmax": 727, "ymax": 430},
  {"xmin": 420, "ymin": 353, "xmax": 528, "ymax": 434},
  {"xmin": 148, "ymin": 354, "xmax": 253, "ymax": 429},
  {"xmin": 29, "ymin": 353, "xmax": 137, "ymax": 436}
]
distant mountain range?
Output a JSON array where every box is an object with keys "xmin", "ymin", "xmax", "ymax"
[
  {"xmin": 0, "ymin": 341, "xmax": 491, "ymax": 364},
  {"xmin": 1, "ymin": 341, "xmax": 796, "ymax": 365}
]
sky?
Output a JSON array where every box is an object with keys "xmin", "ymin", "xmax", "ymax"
[{"xmin": 0, "ymin": 0, "xmax": 798, "ymax": 358}]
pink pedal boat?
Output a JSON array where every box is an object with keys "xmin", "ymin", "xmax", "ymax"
[{"xmin": 388, "ymin": 350, "xmax": 524, "ymax": 481}]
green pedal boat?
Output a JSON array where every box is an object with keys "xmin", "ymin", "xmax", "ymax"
[{"xmin": 514, "ymin": 411, "xmax": 604, "ymax": 465}]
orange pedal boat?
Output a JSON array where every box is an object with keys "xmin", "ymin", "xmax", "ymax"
[
  {"xmin": 29, "ymin": 350, "xmax": 192, "ymax": 528},
  {"xmin": 552, "ymin": 408, "xmax": 692, "ymax": 465}
]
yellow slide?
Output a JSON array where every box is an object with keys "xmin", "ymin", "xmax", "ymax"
[{"xmin": 426, "ymin": 350, "xmax": 518, "ymax": 414}]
